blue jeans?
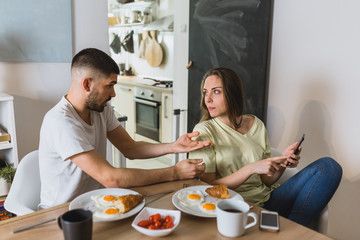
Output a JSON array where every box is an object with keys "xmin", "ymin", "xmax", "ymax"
[{"xmin": 263, "ymin": 157, "xmax": 342, "ymax": 227}]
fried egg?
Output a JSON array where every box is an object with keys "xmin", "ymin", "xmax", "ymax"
[
  {"xmin": 177, "ymin": 190, "xmax": 205, "ymax": 207},
  {"xmin": 199, "ymin": 202, "xmax": 217, "ymax": 215},
  {"xmin": 93, "ymin": 207, "xmax": 122, "ymax": 219},
  {"xmin": 91, "ymin": 194, "xmax": 117, "ymax": 208}
]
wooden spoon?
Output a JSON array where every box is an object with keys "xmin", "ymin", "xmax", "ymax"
[{"xmin": 145, "ymin": 30, "xmax": 163, "ymax": 67}]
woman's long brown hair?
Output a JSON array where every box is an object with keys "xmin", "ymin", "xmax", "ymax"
[{"xmin": 199, "ymin": 67, "xmax": 245, "ymax": 129}]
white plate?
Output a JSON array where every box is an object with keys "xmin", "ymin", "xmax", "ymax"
[
  {"xmin": 69, "ymin": 188, "xmax": 145, "ymax": 222},
  {"xmin": 172, "ymin": 185, "xmax": 244, "ymax": 218}
]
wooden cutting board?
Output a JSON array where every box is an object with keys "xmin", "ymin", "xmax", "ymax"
[
  {"xmin": 138, "ymin": 31, "xmax": 150, "ymax": 59},
  {"xmin": 145, "ymin": 30, "xmax": 163, "ymax": 67}
]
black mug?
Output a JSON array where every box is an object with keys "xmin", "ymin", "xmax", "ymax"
[{"xmin": 58, "ymin": 209, "xmax": 93, "ymax": 240}]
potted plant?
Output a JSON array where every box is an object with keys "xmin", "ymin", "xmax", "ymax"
[{"xmin": 0, "ymin": 163, "xmax": 16, "ymax": 196}]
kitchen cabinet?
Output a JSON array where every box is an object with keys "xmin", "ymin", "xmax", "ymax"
[
  {"xmin": 108, "ymin": 0, "xmax": 157, "ymax": 32},
  {"xmin": 160, "ymin": 92, "xmax": 173, "ymax": 143},
  {"xmin": 112, "ymin": 83, "xmax": 135, "ymax": 138},
  {"xmin": 109, "ymin": 0, "xmax": 173, "ymax": 32},
  {"xmin": 0, "ymin": 92, "xmax": 18, "ymax": 167}
]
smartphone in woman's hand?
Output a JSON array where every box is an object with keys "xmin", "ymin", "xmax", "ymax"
[{"xmin": 286, "ymin": 134, "xmax": 305, "ymax": 166}]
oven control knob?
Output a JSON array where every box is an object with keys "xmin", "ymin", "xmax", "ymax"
[
  {"xmin": 150, "ymin": 93, "xmax": 154, "ymax": 98},
  {"xmin": 140, "ymin": 91, "xmax": 145, "ymax": 96}
]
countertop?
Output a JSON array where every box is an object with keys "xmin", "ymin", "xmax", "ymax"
[{"xmin": 117, "ymin": 76, "xmax": 173, "ymax": 94}]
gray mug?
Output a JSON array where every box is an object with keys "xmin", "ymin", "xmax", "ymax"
[{"xmin": 58, "ymin": 209, "xmax": 93, "ymax": 240}]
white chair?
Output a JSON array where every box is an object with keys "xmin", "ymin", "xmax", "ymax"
[
  {"xmin": 271, "ymin": 147, "xmax": 328, "ymax": 235},
  {"xmin": 4, "ymin": 150, "xmax": 40, "ymax": 216}
]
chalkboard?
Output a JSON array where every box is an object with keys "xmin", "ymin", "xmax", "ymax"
[
  {"xmin": 188, "ymin": 0, "xmax": 273, "ymax": 132},
  {"xmin": 0, "ymin": 0, "xmax": 72, "ymax": 62}
]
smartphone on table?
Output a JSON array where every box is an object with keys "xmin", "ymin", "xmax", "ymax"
[
  {"xmin": 259, "ymin": 210, "xmax": 280, "ymax": 232},
  {"xmin": 286, "ymin": 134, "xmax": 305, "ymax": 166}
]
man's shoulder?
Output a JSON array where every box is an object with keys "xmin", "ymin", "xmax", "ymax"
[{"xmin": 43, "ymin": 98, "xmax": 78, "ymax": 126}]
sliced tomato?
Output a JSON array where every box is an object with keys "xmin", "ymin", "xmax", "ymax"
[
  {"xmin": 138, "ymin": 220, "xmax": 151, "ymax": 228},
  {"xmin": 165, "ymin": 215, "xmax": 172, "ymax": 223},
  {"xmin": 154, "ymin": 221, "xmax": 162, "ymax": 228},
  {"xmin": 153, "ymin": 213, "xmax": 161, "ymax": 222},
  {"xmin": 148, "ymin": 224, "xmax": 157, "ymax": 230},
  {"xmin": 165, "ymin": 221, "xmax": 174, "ymax": 229}
]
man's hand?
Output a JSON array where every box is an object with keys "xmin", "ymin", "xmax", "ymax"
[
  {"xmin": 171, "ymin": 132, "xmax": 212, "ymax": 153},
  {"xmin": 174, "ymin": 159, "xmax": 206, "ymax": 180}
]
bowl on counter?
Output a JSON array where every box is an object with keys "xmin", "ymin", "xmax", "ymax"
[{"xmin": 131, "ymin": 207, "xmax": 181, "ymax": 237}]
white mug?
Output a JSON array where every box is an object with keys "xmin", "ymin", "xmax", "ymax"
[{"xmin": 216, "ymin": 199, "xmax": 257, "ymax": 237}]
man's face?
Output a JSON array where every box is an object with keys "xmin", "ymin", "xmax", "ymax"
[{"xmin": 85, "ymin": 73, "xmax": 117, "ymax": 112}]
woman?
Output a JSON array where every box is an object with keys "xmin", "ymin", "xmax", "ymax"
[{"xmin": 189, "ymin": 67, "xmax": 342, "ymax": 227}]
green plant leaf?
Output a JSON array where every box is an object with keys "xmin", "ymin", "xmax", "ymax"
[{"xmin": 0, "ymin": 163, "xmax": 16, "ymax": 184}]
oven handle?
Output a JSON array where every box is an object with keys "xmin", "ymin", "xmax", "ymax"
[{"xmin": 133, "ymin": 97, "xmax": 159, "ymax": 107}]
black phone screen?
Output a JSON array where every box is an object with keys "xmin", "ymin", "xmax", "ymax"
[{"xmin": 261, "ymin": 213, "xmax": 278, "ymax": 227}]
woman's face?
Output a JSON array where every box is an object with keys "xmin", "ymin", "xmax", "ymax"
[{"xmin": 203, "ymin": 75, "xmax": 227, "ymax": 118}]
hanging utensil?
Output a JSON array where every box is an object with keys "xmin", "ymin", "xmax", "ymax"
[
  {"xmin": 138, "ymin": 31, "xmax": 150, "ymax": 59},
  {"xmin": 145, "ymin": 30, "xmax": 163, "ymax": 67},
  {"xmin": 110, "ymin": 34, "xmax": 121, "ymax": 54},
  {"xmin": 143, "ymin": 77, "xmax": 172, "ymax": 87},
  {"xmin": 121, "ymin": 30, "xmax": 134, "ymax": 53}
]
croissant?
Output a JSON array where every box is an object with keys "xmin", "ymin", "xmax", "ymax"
[
  {"xmin": 205, "ymin": 185, "xmax": 229, "ymax": 199},
  {"xmin": 113, "ymin": 194, "xmax": 144, "ymax": 213}
]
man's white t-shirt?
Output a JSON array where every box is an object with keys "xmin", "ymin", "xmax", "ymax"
[{"xmin": 38, "ymin": 96, "xmax": 121, "ymax": 209}]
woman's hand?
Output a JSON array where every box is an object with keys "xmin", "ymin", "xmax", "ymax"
[
  {"xmin": 250, "ymin": 156, "xmax": 287, "ymax": 176},
  {"xmin": 171, "ymin": 131, "xmax": 213, "ymax": 153},
  {"xmin": 199, "ymin": 156, "xmax": 287, "ymax": 189},
  {"xmin": 282, "ymin": 142, "xmax": 301, "ymax": 168}
]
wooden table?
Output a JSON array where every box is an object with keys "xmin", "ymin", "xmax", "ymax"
[{"xmin": 0, "ymin": 179, "xmax": 332, "ymax": 240}]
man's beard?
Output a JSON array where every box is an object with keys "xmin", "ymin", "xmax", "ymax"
[{"xmin": 85, "ymin": 90, "xmax": 110, "ymax": 112}]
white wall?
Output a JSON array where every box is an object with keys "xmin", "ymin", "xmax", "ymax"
[
  {"xmin": 173, "ymin": 0, "xmax": 360, "ymax": 239},
  {"xmin": 267, "ymin": 0, "xmax": 360, "ymax": 239},
  {"xmin": 0, "ymin": 0, "xmax": 109, "ymax": 160}
]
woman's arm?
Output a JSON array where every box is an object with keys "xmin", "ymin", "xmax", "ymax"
[
  {"xmin": 201, "ymin": 155, "xmax": 289, "ymax": 189},
  {"xmin": 261, "ymin": 142, "xmax": 302, "ymax": 186},
  {"xmin": 200, "ymin": 166, "xmax": 253, "ymax": 189}
]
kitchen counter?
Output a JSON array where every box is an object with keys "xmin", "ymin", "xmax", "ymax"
[{"xmin": 117, "ymin": 76, "xmax": 173, "ymax": 94}]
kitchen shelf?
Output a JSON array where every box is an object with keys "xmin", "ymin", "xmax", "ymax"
[
  {"xmin": 0, "ymin": 143, "xmax": 12, "ymax": 151},
  {"xmin": 109, "ymin": 23, "xmax": 145, "ymax": 34},
  {"xmin": 110, "ymin": 0, "xmax": 156, "ymax": 19},
  {"xmin": 115, "ymin": 0, "xmax": 157, "ymax": 10},
  {"xmin": 109, "ymin": 0, "xmax": 160, "ymax": 33},
  {"xmin": 109, "ymin": 15, "xmax": 173, "ymax": 33},
  {"xmin": 110, "ymin": 22, "xmax": 144, "ymax": 28},
  {"xmin": 142, "ymin": 15, "xmax": 173, "ymax": 32},
  {"xmin": 0, "ymin": 92, "xmax": 18, "ymax": 167}
]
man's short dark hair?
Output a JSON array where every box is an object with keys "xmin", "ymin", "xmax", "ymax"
[{"xmin": 71, "ymin": 48, "xmax": 119, "ymax": 76}]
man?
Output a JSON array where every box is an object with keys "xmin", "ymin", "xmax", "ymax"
[{"xmin": 38, "ymin": 48, "xmax": 211, "ymax": 209}]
